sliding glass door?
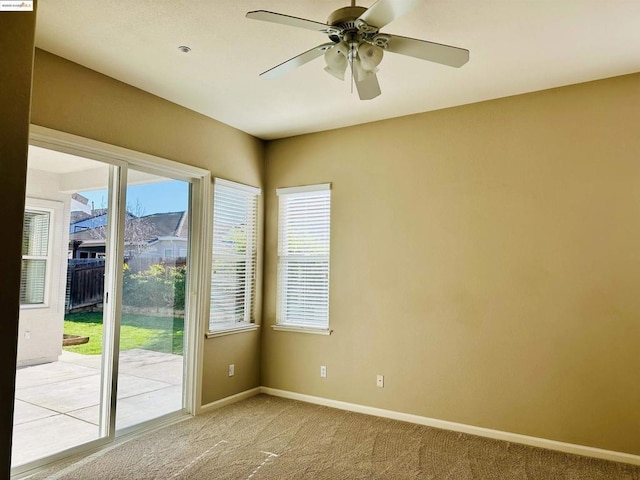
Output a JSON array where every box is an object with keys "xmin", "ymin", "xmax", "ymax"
[
  {"xmin": 12, "ymin": 135, "xmax": 207, "ymax": 474},
  {"xmin": 12, "ymin": 150, "xmax": 113, "ymax": 467},
  {"xmin": 114, "ymin": 171, "xmax": 189, "ymax": 430}
]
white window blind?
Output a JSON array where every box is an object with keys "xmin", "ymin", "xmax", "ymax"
[
  {"xmin": 21, "ymin": 209, "xmax": 51, "ymax": 305},
  {"xmin": 209, "ymin": 179, "xmax": 260, "ymax": 332},
  {"xmin": 277, "ymin": 184, "xmax": 331, "ymax": 329}
]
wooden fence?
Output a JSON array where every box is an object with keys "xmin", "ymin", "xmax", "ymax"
[{"xmin": 65, "ymin": 259, "xmax": 105, "ymax": 313}]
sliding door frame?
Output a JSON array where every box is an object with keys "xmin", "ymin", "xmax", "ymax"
[{"xmin": 13, "ymin": 125, "xmax": 211, "ymax": 476}]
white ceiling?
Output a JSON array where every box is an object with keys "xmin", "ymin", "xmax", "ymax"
[{"xmin": 35, "ymin": 0, "xmax": 640, "ymax": 140}]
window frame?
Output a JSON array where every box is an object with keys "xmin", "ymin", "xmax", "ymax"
[
  {"xmin": 275, "ymin": 183, "xmax": 332, "ymax": 335},
  {"xmin": 20, "ymin": 203, "xmax": 55, "ymax": 309},
  {"xmin": 207, "ymin": 178, "xmax": 261, "ymax": 336}
]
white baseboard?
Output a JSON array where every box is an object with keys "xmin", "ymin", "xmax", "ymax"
[
  {"xmin": 198, "ymin": 387, "xmax": 261, "ymax": 414},
  {"xmin": 260, "ymin": 387, "xmax": 640, "ymax": 467}
]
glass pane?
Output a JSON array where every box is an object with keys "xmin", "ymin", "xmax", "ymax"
[
  {"xmin": 13, "ymin": 148, "xmax": 111, "ymax": 469},
  {"xmin": 20, "ymin": 259, "xmax": 46, "ymax": 305},
  {"xmin": 22, "ymin": 210, "xmax": 50, "ymax": 256},
  {"xmin": 117, "ymin": 174, "xmax": 189, "ymax": 430}
]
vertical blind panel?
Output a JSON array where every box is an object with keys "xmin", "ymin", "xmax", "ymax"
[
  {"xmin": 210, "ymin": 182, "xmax": 259, "ymax": 330},
  {"xmin": 277, "ymin": 188, "xmax": 331, "ymax": 328},
  {"xmin": 20, "ymin": 259, "xmax": 46, "ymax": 304}
]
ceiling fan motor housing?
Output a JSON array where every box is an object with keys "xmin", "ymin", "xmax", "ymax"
[{"xmin": 327, "ymin": 6, "xmax": 367, "ymax": 27}]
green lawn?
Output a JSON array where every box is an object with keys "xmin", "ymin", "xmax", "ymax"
[{"xmin": 64, "ymin": 312, "xmax": 184, "ymax": 355}]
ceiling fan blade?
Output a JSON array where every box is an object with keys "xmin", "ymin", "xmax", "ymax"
[
  {"xmin": 353, "ymin": 67, "xmax": 382, "ymax": 100},
  {"xmin": 246, "ymin": 10, "xmax": 331, "ymax": 33},
  {"xmin": 385, "ymin": 34, "xmax": 469, "ymax": 67},
  {"xmin": 260, "ymin": 43, "xmax": 335, "ymax": 79},
  {"xmin": 357, "ymin": 0, "xmax": 422, "ymax": 29}
]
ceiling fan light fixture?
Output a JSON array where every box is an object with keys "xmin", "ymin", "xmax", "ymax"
[
  {"xmin": 357, "ymin": 42, "xmax": 383, "ymax": 72},
  {"xmin": 324, "ymin": 43, "xmax": 348, "ymax": 80},
  {"xmin": 354, "ymin": 58, "xmax": 378, "ymax": 81}
]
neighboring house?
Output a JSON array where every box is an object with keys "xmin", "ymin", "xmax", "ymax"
[
  {"xmin": 68, "ymin": 210, "xmax": 188, "ymax": 263},
  {"xmin": 68, "ymin": 209, "xmax": 109, "ymax": 233},
  {"xmin": 143, "ymin": 211, "xmax": 189, "ymax": 259}
]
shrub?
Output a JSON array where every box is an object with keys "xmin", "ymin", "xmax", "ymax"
[{"xmin": 122, "ymin": 263, "xmax": 186, "ymax": 310}]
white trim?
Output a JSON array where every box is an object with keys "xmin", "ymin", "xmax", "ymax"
[
  {"xmin": 198, "ymin": 387, "xmax": 261, "ymax": 415},
  {"xmin": 214, "ymin": 177, "xmax": 261, "ymax": 195},
  {"xmin": 29, "ymin": 125, "xmax": 209, "ymax": 181},
  {"xmin": 271, "ymin": 325, "xmax": 332, "ymax": 336},
  {"xmin": 259, "ymin": 387, "xmax": 640, "ymax": 467},
  {"xmin": 100, "ymin": 164, "xmax": 126, "ymax": 439},
  {"xmin": 183, "ymin": 167, "xmax": 212, "ymax": 416},
  {"xmin": 206, "ymin": 323, "xmax": 260, "ymax": 338},
  {"xmin": 276, "ymin": 183, "xmax": 331, "ymax": 195}
]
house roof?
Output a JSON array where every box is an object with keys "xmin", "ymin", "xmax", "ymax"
[
  {"xmin": 34, "ymin": 1, "xmax": 640, "ymax": 140},
  {"xmin": 141, "ymin": 211, "xmax": 188, "ymax": 239},
  {"xmin": 69, "ymin": 211, "xmax": 188, "ymax": 245}
]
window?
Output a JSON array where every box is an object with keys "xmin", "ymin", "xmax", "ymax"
[
  {"xmin": 164, "ymin": 248, "xmax": 174, "ymax": 258},
  {"xmin": 209, "ymin": 178, "xmax": 260, "ymax": 332},
  {"xmin": 21, "ymin": 209, "xmax": 52, "ymax": 306},
  {"xmin": 276, "ymin": 184, "xmax": 331, "ymax": 331}
]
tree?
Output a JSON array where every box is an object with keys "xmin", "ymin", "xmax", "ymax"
[{"xmin": 81, "ymin": 199, "xmax": 157, "ymax": 271}]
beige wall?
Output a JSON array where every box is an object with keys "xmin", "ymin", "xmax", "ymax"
[
  {"xmin": 263, "ymin": 74, "xmax": 640, "ymax": 456},
  {"xmin": 30, "ymin": 49, "xmax": 265, "ymax": 405},
  {"xmin": 0, "ymin": 6, "xmax": 37, "ymax": 476}
]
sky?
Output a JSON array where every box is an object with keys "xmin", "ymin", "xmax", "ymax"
[{"xmin": 79, "ymin": 180, "xmax": 189, "ymax": 216}]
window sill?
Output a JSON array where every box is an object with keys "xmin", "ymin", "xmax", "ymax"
[
  {"xmin": 206, "ymin": 324, "xmax": 259, "ymax": 339},
  {"xmin": 271, "ymin": 325, "xmax": 332, "ymax": 336}
]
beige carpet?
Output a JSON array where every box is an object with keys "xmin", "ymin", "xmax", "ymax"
[{"xmin": 31, "ymin": 394, "xmax": 639, "ymax": 479}]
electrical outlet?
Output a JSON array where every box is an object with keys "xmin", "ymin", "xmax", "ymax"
[
  {"xmin": 24, "ymin": 330, "xmax": 31, "ymax": 340},
  {"xmin": 228, "ymin": 364, "xmax": 235, "ymax": 377},
  {"xmin": 320, "ymin": 365, "xmax": 327, "ymax": 378},
  {"xmin": 376, "ymin": 374, "xmax": 384, "ymax": 388}
]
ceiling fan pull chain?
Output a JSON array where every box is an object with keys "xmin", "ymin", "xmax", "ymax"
[
  {"xmin": 349, "ymin": 46, "xmax": 355, "ymax": 94},
  {"xmin": 350, "ymin": 59, "xmax": 354, "ymax": 94}
]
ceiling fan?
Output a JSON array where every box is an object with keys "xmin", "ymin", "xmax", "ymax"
[{"xmin": 246, "ymin": 0, "xmax": 469, "ymax": 100}]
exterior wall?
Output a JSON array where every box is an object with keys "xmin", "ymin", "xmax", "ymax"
[
  {"xmin": 31, "ymin": 49, "xmax": 265, "ymax": 405},
  {"xmin": 263, "ymin": 73, "xmax": 640, "ymax": 456},
  {"xmin": 18, "ymin": 169, "xmax": 71, "ymax": 366},
  {"xmin": 143, "ymin": 238, "xmax": 188, "ymax": 259}
]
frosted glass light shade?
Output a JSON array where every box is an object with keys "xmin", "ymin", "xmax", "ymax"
[
  {"xmin": 358, "ymin": 42, "xmax": 384, "ymax": 71},
  {"xmin": 324, "ymin": 43, "xmax": 348, "ymax": 80}
]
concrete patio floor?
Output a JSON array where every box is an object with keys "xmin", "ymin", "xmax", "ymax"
[{"xmin": 12, "ymin": 349, "xmax": 184, "ymax": 468}]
